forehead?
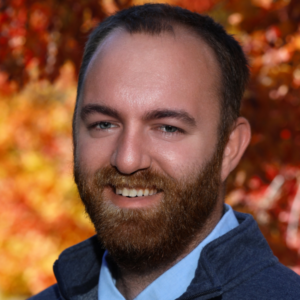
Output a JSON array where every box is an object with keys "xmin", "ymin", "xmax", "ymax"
[{"xmin": 80, "ymin": 27, "xmax": 221, "ymax": 122}]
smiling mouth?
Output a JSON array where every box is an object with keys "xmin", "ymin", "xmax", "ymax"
[{"xmin": 113, "ymin": 186, "xmax": 159, "ymax": 198}]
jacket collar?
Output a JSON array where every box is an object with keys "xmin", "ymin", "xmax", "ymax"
[
  {"xmin": 53, "ymin": 235, "xmax": 104, "ymax": 300},
  {"xmin": 53, "ymin": 211, "xmax": 277, "ymax": 300},
  {"xmin": 177, "ymin": 211, "xmax": 278, "ymax": 300}
]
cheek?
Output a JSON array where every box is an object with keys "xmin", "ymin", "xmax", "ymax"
[
  {"xmin": 76, "ymin": 135, "xmax": 115, "ymax": 172},
  {"xmin": 150, "ymin": 136, "xmax": 215, "ymax": 179}
]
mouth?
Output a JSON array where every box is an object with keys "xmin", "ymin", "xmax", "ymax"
[
  {"xmin": 105, "ymin": 185, "xmax": 162, "ymax": 209},
  {"xmin": 113, "ymin": 186, "xmax": 159, "ymax": 197}
]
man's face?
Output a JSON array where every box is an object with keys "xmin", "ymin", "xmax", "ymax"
[{"xmin": 74, "ymin": 28, "xmax": 224, "ymax": 269}]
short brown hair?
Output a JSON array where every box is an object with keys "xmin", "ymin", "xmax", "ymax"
[{"xmin": 73, "ymin": 3, "xmax": 249, "ymax": 147}]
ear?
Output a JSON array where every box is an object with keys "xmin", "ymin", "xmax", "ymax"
[{"xmin": 221, "ymin": 117, "xmax": 251, "ymax": 182}]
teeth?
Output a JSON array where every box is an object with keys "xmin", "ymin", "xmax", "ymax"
[
  {"xmin": 122, "ymin": 188, "xmax": 129, "ymax": 197},
  {"xmin": 116, "ymin": 187, "xmax": 157, "ymax": 197},
  {"xmin": 128, "ymin": 189, "xmax": 137, "ymax": 197}
]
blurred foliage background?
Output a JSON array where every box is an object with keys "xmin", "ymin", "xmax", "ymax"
[{"xmin": 0, "ymin": 0, "xmax": 300, "ymax": 298}]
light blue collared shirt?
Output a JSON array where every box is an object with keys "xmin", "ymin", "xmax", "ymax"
[{"xmin": 98, "ymin": 204, "xmax": 238, "ymax": 300}]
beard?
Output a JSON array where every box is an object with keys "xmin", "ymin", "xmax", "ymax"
[{"xmin": 74, "ymin": 143, "xmax": 224, "ymax": 272}]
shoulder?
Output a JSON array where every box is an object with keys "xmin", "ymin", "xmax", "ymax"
[
  {"xmin": 216, "ymin": 211, "xmax": 300, "ymax": 299},
  {"xmin": 224, "ymin": 262, "xmax": 300, "ymax": 300},
  {"xmin": 28, "ymin": 236, "xmax": 102, "ymax": 300},
  {"xmin": 27, "ymin": 284, "xmax": 64, "ymax": 300}
]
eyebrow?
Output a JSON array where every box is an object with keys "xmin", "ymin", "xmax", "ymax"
[
  {"xmin": 80, "ymin": 104, "xmax": 196, "ymax": 127},
  {"xmin": 80, "ymin": 104, "xmax": 121, "ymax": 121},
  {"xmin": 144, "ymin": 109, "xmax": 197, "ymax": 127}
]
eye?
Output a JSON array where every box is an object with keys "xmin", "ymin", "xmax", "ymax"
[
  {"xmin": 162, "ymin": 125, "xmax": 177, "ymax": 132},
  {"xmin": 158, "ymin": 125, "xmax": 183, "ymax": 134},
  {"xmin": 89, "ymin": 121, "xmax": 117, "ymax": 130},
  {"xmin": 98, "ymin": 122, "xmax": 113, "ymax": 129}
]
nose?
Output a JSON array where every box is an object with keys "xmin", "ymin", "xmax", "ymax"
[{"xmin": 110, "ymin": 128, "xmax": 151, "ymax": 175}]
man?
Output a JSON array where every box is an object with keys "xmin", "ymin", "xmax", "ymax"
[{"xmin": 31, "ymin": 3, "xmax": 300, "ymax": 300}]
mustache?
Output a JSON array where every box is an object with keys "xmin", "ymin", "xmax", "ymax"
[{"xmin": 91, "ymin": 166, "xmax": 178, "ymax": 191}]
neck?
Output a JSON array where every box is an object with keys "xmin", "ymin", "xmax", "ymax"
[{"xmin": 111, "ymin": 202, "xmax": 224, "ymax": 300}]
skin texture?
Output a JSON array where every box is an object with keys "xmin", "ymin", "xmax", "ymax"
[{"xmin": 75, "ymin": 27, "xmax": 251, "ymax": 300}]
